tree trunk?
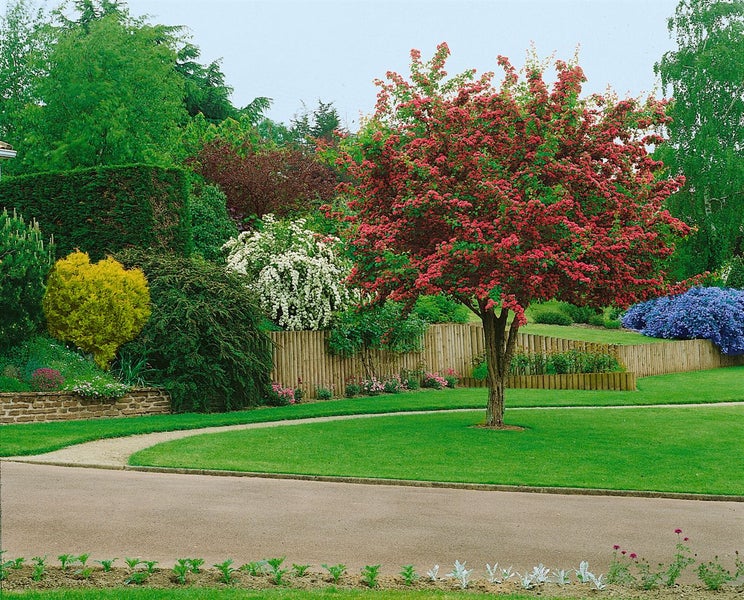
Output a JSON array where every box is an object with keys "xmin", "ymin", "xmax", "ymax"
[{"xmin": 481, "ymin": 304, "xmax": 520, "ymax": 428}]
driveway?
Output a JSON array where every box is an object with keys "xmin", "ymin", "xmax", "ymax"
[{"xmin": 1, "ymin": 460, "xmax": 741, "ymax": 576}]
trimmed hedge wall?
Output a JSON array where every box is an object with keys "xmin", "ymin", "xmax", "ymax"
[{"xmin": 0, "ymin": 164, "xmax": 192, "ymax": 260}]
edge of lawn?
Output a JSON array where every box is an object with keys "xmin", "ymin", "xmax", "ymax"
[{"xmin": 1, "ymin": 366, "xmax": 742, "ymax": 457}]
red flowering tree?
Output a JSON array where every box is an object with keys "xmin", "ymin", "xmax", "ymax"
[{"xmin": 339, "ymin": 43, "xmax": 689, "ymax": 427}]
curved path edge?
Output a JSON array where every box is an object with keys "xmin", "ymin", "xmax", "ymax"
[{"xmin": 3, "ymin": 402, "xmax": 743, "ymax": 502}]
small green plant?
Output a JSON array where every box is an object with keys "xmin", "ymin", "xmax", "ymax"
[
  {"xmin": 292, "ymin": 563, "xmax": 311, "ymax": 577},
  {"xmin": 322, "ymin": 562, "xmax": 346, "ymax": 584},
  {"xmin": 58, "ymin": 553, "xmax": 75, "ymax": 571},
  {"xmin": 607, "ymin": 546, "xmax": 636, "ymax": 586},
  {"xmin": 188, "ymin": 557, "xmax": 205, "ymax": 573},
  {"xmin": 75, "ymin": 565, "xmax": 94, "ymax": 579},
  {"xmin": 266, "ymin": 556, "xmax": 289, "ymax": 585},
  {"xmin": 31, "ymin": 556, "xmax": 47, "ymax": 581},
  {"xmin": 635, "ymin": 557, "xmax": 663, "ymax": 590},
  {"xmin": 316, "ymin": 387, "xmax": 333, "ymax": 400},
  {"xmin": 0, "ymin": 551, "xmax": 12, "ymax": 581},
  {"xmin": 125, "ymin": 557, "xmax": 143, "ymax": 570},
  {"xmin": 143, "ymin": 560, "xmax": 159, "ymax": 575},
  {"xmin": 124, "ymin": 571, "xmax": 149, "ymax": 585},
  {"xmin": 10, "ymin": 557, "xmax": 25, "ymax": 569},
  {"xmin": 240, "ymin": 560, "xmax": 267, "ymax": 576},
  {"xmin": 663, "ymin": 529, "xmax": 695, "ymax": 586},
  {"xmin": 214, "ymin": 559, "xmax": 237, "ymax": 584},
  {"xmin": 399, "ymin": 564, "xmax": 418, "ymax": 586},
  {"xmin": 697, "ymin": 557, "xmax": 734, "ymax": 590},
  {"xmin": 75, "ymin": 553, "xmax": 91, "ymax": 568},
  {"xmin": 96, "ymin": 558, "xmax": 117, "ymax": 572},
  {"xmin": 344, "ymin": 382, "xmax": 361, "ymax": 397},
  {"xmin": 172, "ymin": 559, "xmax": 190, "ymax": 584},
  {"xmin": 361, "ymin": 564, "xmax": 381, "ymax": 588},
  {"xmin": 533, "ymin": 308, "xmax": 572, "ymax": 326}
]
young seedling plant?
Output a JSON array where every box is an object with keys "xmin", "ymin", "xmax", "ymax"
[
  {"xmin": 96, "ymin": 558, "xmax": 117, "ymax": 572},
  {"xmin": 292, "ymin": 563, "xmax": 311, "ymax": 577},
  {"xmin": 446, "ymin": 560, "xmax": 472, "ymax": 589},
  {"xmin": 31, "ymin": 556, "xmax": 47, "ymax": 582},
  {"xmin": 57, "ymin": 553, "xmax": 75, "ymax": 571},
  {"xmin": 361, "ymin": 564, "xmax": 381, "ymax": 588},
  {"xmin": 214, "ymin": 559, "xmax": 237, "ymax": 584},
  {"xmin": 265, "ymin": 557, "xmax": 289, "ymax": 585},
  {"xmin": 399, "ymin": 564, "xmax": 418, "ymax": 586},
  {"xmin": 322, "ymin": 563, "xmax": 346, "ymax": 584},
  {"xmin": 187, "ymin": 558, "xmax": 205, "ymax": 574},
  {"xmin": 172, "ymin": 559, "xmax": 190, "ymax": 585}
]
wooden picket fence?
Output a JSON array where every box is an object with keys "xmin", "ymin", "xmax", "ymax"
[{"xmin": 270, "ymin": 323, "xmax": 742, "ymax": 398}]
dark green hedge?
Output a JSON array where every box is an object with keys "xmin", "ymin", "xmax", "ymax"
[{"xmin": 0, "ymin": 164, "xmax": 192, "ymax": 260}]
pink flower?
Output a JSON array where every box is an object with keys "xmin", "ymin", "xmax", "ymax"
[
  {"xmin": 613, "ymin": 545, "xmax": 620, "ymax": 550},
  {"xmin": 674, "ymin": 528, "xmax": 682, "ymax": 534},
  {"xmin": 630, "ymin": 553, "xmax": 637, "ymax": 559}
]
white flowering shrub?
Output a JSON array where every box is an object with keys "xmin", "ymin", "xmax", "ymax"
[{"xmin": 223, "ymin": 215, "xmax": 354, "ymax": 330}]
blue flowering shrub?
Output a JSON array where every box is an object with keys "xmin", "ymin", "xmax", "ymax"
[{"xmin": 622, "ymin": 287, "xmax": 744, "ymax": 355}]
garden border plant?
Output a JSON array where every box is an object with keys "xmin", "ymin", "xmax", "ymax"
[{"xmin": 2, "ymin": 529, "xmax": 742, "ymax": 595}]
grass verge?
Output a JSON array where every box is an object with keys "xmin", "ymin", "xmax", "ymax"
[
  {"xmin": 1, "ymin": 367, "xmax": 742, "ymax": 457},
  {"xmin": 130, "ymin": 405, "xmax": 744, "ymax": 496}
]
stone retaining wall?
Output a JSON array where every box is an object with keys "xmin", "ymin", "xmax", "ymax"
[{"xmin": 0, "ymin": 388, "xmax": 171, "ymax": 424}]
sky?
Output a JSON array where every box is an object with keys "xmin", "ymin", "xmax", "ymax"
[{"xmin": 16, "ymin": 0, "xmax": 683, "ymax": 129}]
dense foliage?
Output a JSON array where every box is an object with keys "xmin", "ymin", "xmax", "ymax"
[
  {"xmin": 656, "ymin": 0, "xmax": 744, "ymax": 277},
  {"xmin": 43, "ymin": 251, "xmax": 151, "ymax": 369},
  {"xmin": 622, "ymin": 287, "xmax": 744, "ymax": 355},
  {"xmin": 194, "ymin": 140, "xmax": 337, "ymax": 225},
  {"xmin": 116, "ymin": 249, "xmax": 273, "ymax": 412},
  {"xmin": 0, "ymin": 334, "xmax": 130, "ymax": 397},
  {"xmin": 224, "ymin": 215, "xmax": 354, "ymax": 330},
  {"xmin": 189, "ymin": 182, "xmax": 238, "ymax": 261},
  {"xmin": 0, "ymin": 165, "xmax": 193, "ymax": 260},
  {"xmin": 20, "ymin": 9, "xmax": 186, "ymax": 172},
  {"xmin": 327, "ymin": 301, "xmax": 428, "ymax": 379},
  {"xmin": 0, "ymin": 208, "xmax": 54, "ymax": 347},
  {"xmin": 472, "ymin": 349, "xmax": 622, "ymax": 379},
  {"xmin": 339, "ymin": 43, "xmax": 688, "ymax": 426}
]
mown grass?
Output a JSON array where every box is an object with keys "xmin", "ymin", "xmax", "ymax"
[
  {"xmin": 1, "ymin": 367, "xmax": 742, "ymax": 457},
  {"xmin": 1, "ymin": 589, "xmax": 580, "ymax": 600},
  {"xmin": 130, "ymin": 404, "xmax": 744, "ymax": 496},
  {"xmin": 519, "ymin": 322, "xmax": 660, "ymax": 345}
]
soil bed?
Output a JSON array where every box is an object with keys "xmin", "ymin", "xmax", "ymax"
[{"xmin": 2, "ymin": 566, "xmax": 742, "ymax": 598}]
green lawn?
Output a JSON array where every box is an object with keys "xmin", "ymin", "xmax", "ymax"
[
  {"xmin": 1, "ymin": 367, "xmax": 742, "ymax": 457},
  {"xmin": 130, "ymin": 404, "xmax": 744, "ymax": 496},
  {"xmin": 519, "ymin": 322, "xmax": 661, "ymax": 345},
  {"xmin": 1, "ymin": 589, "xmax": 581, "ymax": 600}
]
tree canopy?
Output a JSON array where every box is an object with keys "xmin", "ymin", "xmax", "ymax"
[
  {"xmin": 655, "ymin": 0, "xmax": 744, "ymax": 277},
  {"xmin": 340, "ymin": 44, "xmax": 688, "ymax": 426}
]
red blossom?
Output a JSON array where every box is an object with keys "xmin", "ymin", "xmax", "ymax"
[{"xmin": 339, "ymin": 43, "xmax": 688, "ymax": 427}]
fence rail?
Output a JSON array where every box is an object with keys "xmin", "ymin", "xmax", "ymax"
[{"xmin": 270, "ymin": 324, "xmax": 742, "ymax": 398}]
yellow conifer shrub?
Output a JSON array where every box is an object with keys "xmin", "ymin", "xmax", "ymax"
[{"xmin": 43, "ymin": 251, "xmax": 151, "ymax": 369}]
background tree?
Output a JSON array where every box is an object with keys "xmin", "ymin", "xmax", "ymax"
[
  {"xmin": 655, "ymin": 0, "xmax": 744, "ymax": 278},
  {"xmin": 176, "ymin": 42, "xmax": 238, "ymax": 124},
  {"xmin": 341, "ymin": 44, "xmax": 688, "ymax": 427},
  {"xmin": 194, "ymin": 139, "xmax": 337, "ymax": 225},
  {"xmin": 0, "ymin": 0, "xmax": 51, "ymax": 160},
  {"xmin": 290, "ymin": 100, "xmax": 343, "ymax": 146},
  {"xmin": 0, "ymin": 208, "xmax": 54, "ymax": 347},
  {"xmin": 20, "ymin": 7, "xmax": 186, "ymax": 172}
]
